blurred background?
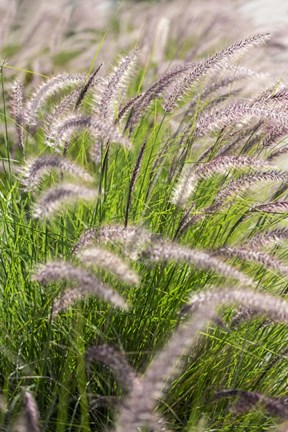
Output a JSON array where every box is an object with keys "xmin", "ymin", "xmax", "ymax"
[{"xmin": 1, "ymin": 0, "xmax": 288, "ymax": 80}]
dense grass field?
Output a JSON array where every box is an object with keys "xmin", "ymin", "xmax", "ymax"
[{"xmin": 1, "ymin": 3, "xmax": 288, "ymax": 431}]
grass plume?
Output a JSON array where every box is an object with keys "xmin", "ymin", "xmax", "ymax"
[
  {"xmin": 32, "ymin": 183, "xmax": 98, "ymax": 219},
  {"xmin": 33, "ymin": 260, "xmax": 128, "ymax": 312}
]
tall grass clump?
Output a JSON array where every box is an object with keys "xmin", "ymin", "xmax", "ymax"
[{"xmin": 1, "ymin": 24, "xmax": 288, "ymax": 432}]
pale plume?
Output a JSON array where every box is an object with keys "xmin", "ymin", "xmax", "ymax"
[
  {"xmin": 251, "ymin": 201, "xmax": 288, "ymax": 213},
  {"xmin": 72, "ymin": 224, "xmax": 155, "ymax": 260},
  {"xmin": 215, "ymin": 246, "xmax": 288, "ymax": 277},
  {"xmin": 215, "ymin": 170, "xmax": 288, "ymax": 208},
  {"xmin": 46, "ymin": 114, "xmax": 130, "ymax": 151},
  {"xmin": 172, "ymin": 156, "xmax": 269, "ymax": 207},
  {"xmin": 195, "ymin": 102, "xmax": 288, "ymax": 137},
  {"xmin": 23, "ymin": 391, "xmax": 40, "ymax": 432},
  {"xmin": 33, "ymin": 260, "xmax": 128, "ymax": 311},
  {"xmin": 267, "ymin": 145, "xmax": 288, "ymax": 161},
  {"xmin": 164, "ymin": 33, "xmax": 270, "ymax": 112},
  {"xmin": 86, "ymin": 344, "xmax": 138, "ymax": 391},
  {"xmin": 20, "ymin": 155, "xmax": 93, "ymax": 191},
  {"xmin": 33, "ymin": 183, "xmax": 98, "ymax": 219},
  {"xmin": 24, "ymin": 73, "xmax": 84, "ymax": 127},
  {"xmin": 77, "ymin": 246, "xmax": 139, "ymax": 285},
  {"xmin": 215, "ymin": 389, "xmax": 288, "ymax": 418},
  {"xmin": 244, "ymin": 228, "xmax": 288, "ymax": 250},
  {"xmin": 9, "ymin": 79, "xmax": 25, "ymax": 150},
  {"xmin": 141, "ymin": 240, "xmax": 254, "ymax": 286},
  {"xmin": 95, "ymin": 48, "xmax": 139, "ymax": 121}
]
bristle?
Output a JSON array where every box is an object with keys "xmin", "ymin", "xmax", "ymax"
[
  {"xmin": 32, "ymin": 183, "xmax": 98, "ymax": 219},
  {"xmin": 251, "ymin": 201, "xmax": 288, "ymax": 213},
  {"xmin": 267, "ymin": 145, "xmax": 288, "ymax": 160},
  {"xmin": 52, "ymin": 287, "xmax": 83, "ymax": 317},
  {"xmin": 244, "ymin": 229, "xmax": 288, "ymax": 250},
  {"xmin": 45, "ymin": 89, "xmax": 81, "ymax": 136},
  {"xmin": 77, "ymin": 246, "xmax": 139, "ymax": 285},
  {"xmin": 9, "ymin": 79, "xmax": 25, "ymax": 150},
  {"xmin": 215, "ymin": 389, "xmax": 288, "ymax": 418},
  {"xmin": 72, "ymin": 228, "xmax": 99, "ymax": 254},
  {"xmin": 24, "ymin": 73, "xmax": 84, "ymax": 127},
  {"xmin": 127, "ymin": 63, "xmax": 194, "ymax": 130},
  {"xmin": 73, "ymin": 224, "xmax": 155, "ymax": 260},
  {"xmin": 164, "ymin": 33, "xmax": 270, "ymax": 112},
  {"xmin": 20, "ymin": 155, "xmax": 93, "ymax": 191},
  {"xmin": 141, "ymin": 241, "xmax": 254, "ymax": 286},
  {"xmin": 75, "ymin": 64, "xmax": 102, "ymax": 109},
  {"xmin": 117, "ymin": 93, "xmax": 144, "ymax": 122},
  {"xmin": 214, "ymin": 170, "xmax": 288, "ymax": 208},
  {"xmin": 188, "ymin": 74, "xmax": 247, "ymax": 113},
  {"xmin": 86, "ymin": 344, "xmax": 138, "ymax": 391},
  {"xmin": 215, "ymin": 246, "xmax": 288, "ymax": 277},
  {"xmin": 172, "ymin": 156, "xmax": 269, "ymax": 207},
  {"xmin": 46, "ymin": 114, "xmax": 131, "ymax": 151},
  {"xmin": 33, "ymin": 260, "xmax": 128, "ymax": 311},
  {"xmin": 195, "ymin": 102, "xmax": 288, "ymax": 137},
  {"xmin": 95, "ymin": 48, "xmax": 139, "ymax": 121},
  {"xmin": 23, "ymin": 391, "xmax": 40, "ymax": 432}
]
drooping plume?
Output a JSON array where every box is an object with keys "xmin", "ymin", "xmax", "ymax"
[
  {"xmin": 86, "ymin": 344, "xmax": 138, "ymax": 391},
  {"xmin": 141, "ymin": 240, "xmax": 254, "ymax": 286},
  {"xmin": 33, "ymin": 260, "xmax": 128, "ymax": 312},
  {"xmin": 20, "ymin": 155, "xmax": 93, "ymax": 191},
  {"xmin": 172, "ymin": 156, "xmax": 270, "ymax": 207},
  {"xmin": 22, "ymin": 391, "xmax": 40, "ymax": 432},
  {"xmin": 164, "ymin": 33, "xmax": 270, "ymax": 112},
  {"xmin": 46, "ymin": 114, "xmax": 130, "ymax": 151},
  {"xmin": 72, "ymin": 224, "xmax": 155, "ymax": 259},
  {"xmin": 32, "ymin": 183, "xmax": 98, "ymax": 219},
  {"xmin": 77, "ymin": 246, "xmax": 139, "ymax": 285},
  {"xmin": 215, "ymin": 246, "xmax": 288, "ymax": 278},
  {"xmin": 250, "ymin": 201, "xmax": 288, "ymax": 214},
  {"xmin": 215, "ymin": 389, "xmax": 288, "ymax": 418},
  {"xmin": 244, "ymin": 228, "xmax": 288, "ymax": 250}
]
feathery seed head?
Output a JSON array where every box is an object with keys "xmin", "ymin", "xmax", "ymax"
[
  {"xmin": 164, "ymin": 33, "xmax": 270, "ymax": 112},
  {"xmin": 22, "ymin": 391, "xmax": 40, "ymax": 432},
  {"xmin": 34, "ymin": 260, "xmax": 128, "ymax": 311},
  {"xmin": 95, "ymin": 48, "xmax": 139, "ymax": 122},
  {"xmin": 215, "ymin": 389, "xmax": 288, "ymax": 418},
  {"xmin": 77, "ymin": 246, "xmax": 139, "ymax": 285},
  {"xmin": 20, "ymin": 155, "xmax": 94, "ymax": 191},
  {"xmin": 9, "ymin": 79, "xmax": 25, "ymax": 150},
  {"xmin": 73, "ymin": 225, "xmax": 155, "ymax": 260},
  {"xmin": 32, "ymin": 183, "xmax": 98, "ymax": 219},
  {"xmin": 251, "ymin": 201, "xmax": 288, "ymax": 214},
  {"xmin": 215, "ymin": 246, "xmax": 288, "ymax": 277},
  {"xmin": 141, "ymin": 240, "xmax": 254, "ymax": 286},
  {"xmin": 46, "ymin": 114, "xmax": 131, "ymax": 151},
  {"xmin": 244, "ymin": 228, "xmax": 288, "ymax": 250},
  {"xmin": 172, "ymin": 156, "xmax": 270, "ymax": 207},
  {"xmin": 86, "ymin": 344, "xmax": 138, "ymax": 391},
  {"xmin": 24, "ymin": 73, "xmax": 85, "ymax": 127}
]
